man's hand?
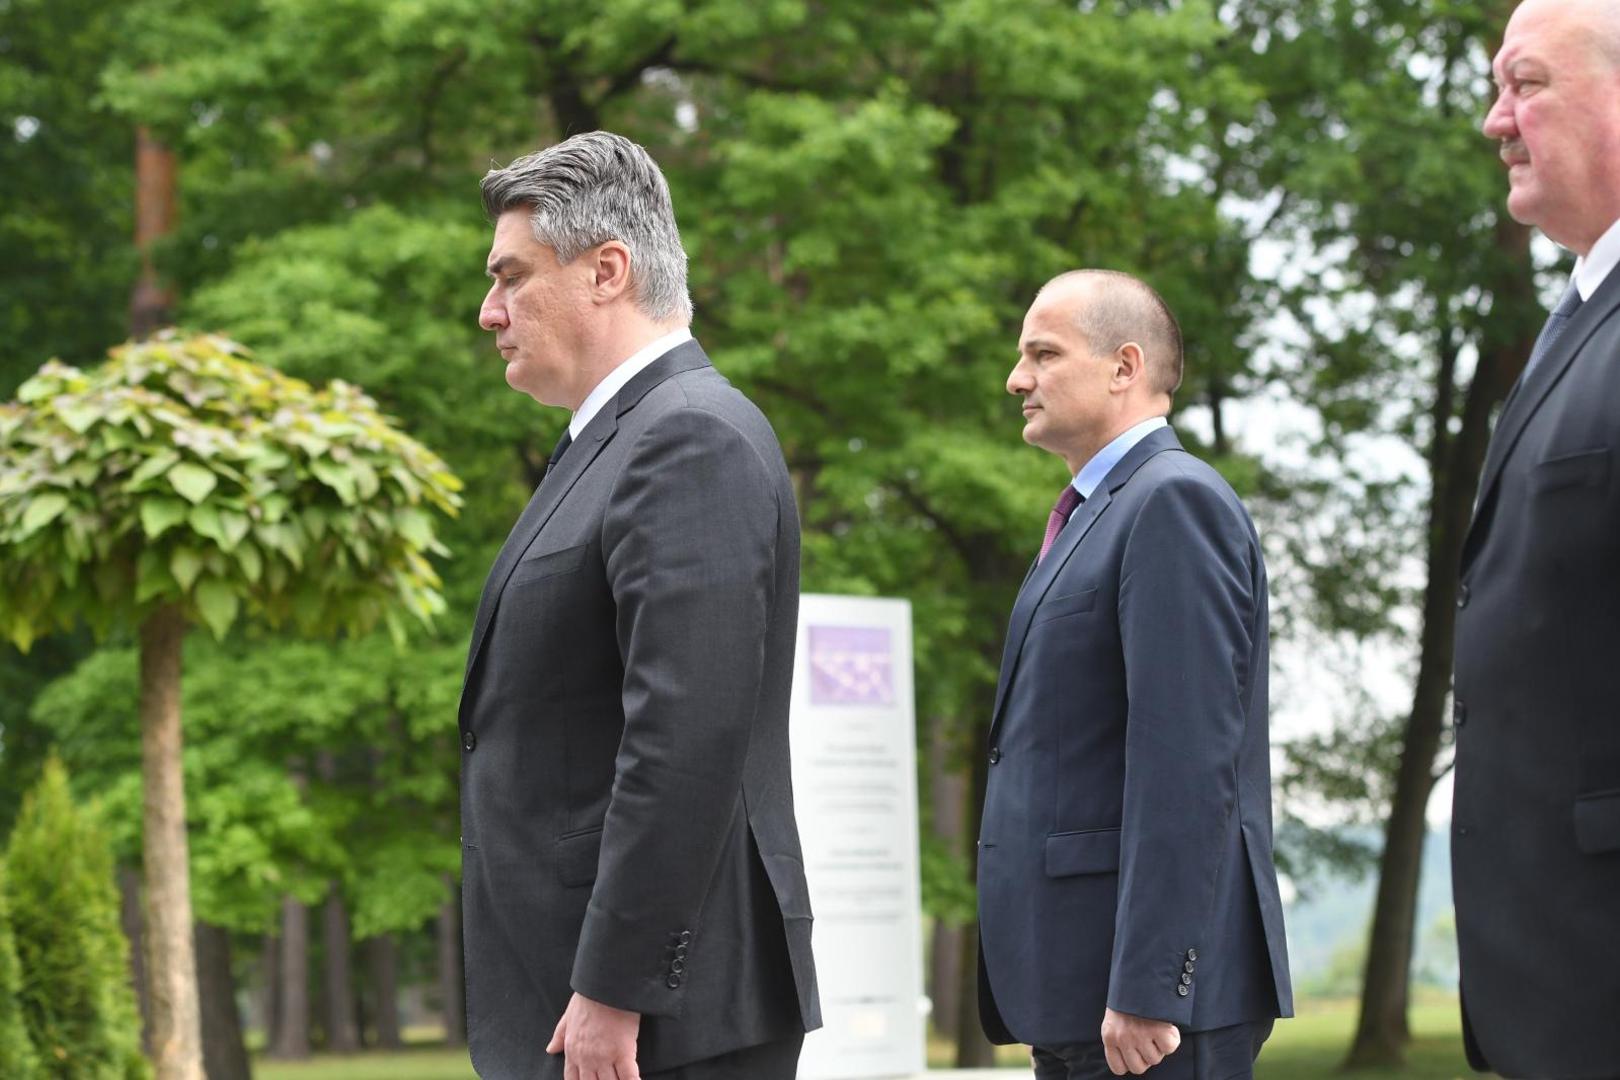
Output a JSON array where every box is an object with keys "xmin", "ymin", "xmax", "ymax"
[
  {"xmin": 1100, "ymin": 1007, "xmax": 1181, "ymax": 1076},
  {"xmin": 546, "ymin": 992, "xmax": 641, "ymax": 1080}
]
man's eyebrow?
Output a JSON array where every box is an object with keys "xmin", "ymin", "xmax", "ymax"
[
  {"xmin": 1497, "ymin": 57, "xmax": 1542, "ymax": 83},
  {"xmin": 1021, "ymin": 335, "xmax": 1059, "ymax": 353},
  {"xmin": 485, "ymin": 255, "xmax": 521, "ymax": 278}
]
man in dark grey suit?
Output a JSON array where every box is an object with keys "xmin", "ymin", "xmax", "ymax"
[
  {"xmin": 977, "ymin": 271, "xmax": 1292, "ymax": 1079},
  {"xmin": 461, "ymin": 131, "xmax": 819, "ymax": 1080},
  {"xmin": 1456, "ymin": 1, "xmax": 1620, "ymax": 1075}
]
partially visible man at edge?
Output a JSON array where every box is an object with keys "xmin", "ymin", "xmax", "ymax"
[
  {"xmin": 1456, "ymin": 1, "xmax": 1620, "ymax": 1075},
  {"xmin": 458, "ymin": 130, "xmax": 820, "ymax": 1080},
  {"xmin": 977, "ymin": 271, "xmax": 1292, "ymax": 1079}
]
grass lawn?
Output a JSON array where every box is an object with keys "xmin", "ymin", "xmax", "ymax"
[{"xmin": 255, "ymin": 996, "xmax": 1491, "ymax": 1078}]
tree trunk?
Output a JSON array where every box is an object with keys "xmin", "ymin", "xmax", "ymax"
[
  {"xmin": 119, "ymin": 863, "xmax": 154, "ymax": 1054},
  {"xmin": 321, "ymin": 890, "xmax": 360, "ymax": 1052},
  {"xmin": 926, "ymin": 722, "xmax": 964, "ymax": 1042},
  {"xmin": 438, "ymin": 877, "xmax": 465, "ymax": 1046},
  {"xmin": 257, "ymin": 934, "xmax": 280, "ymax": 1052},
  {"xmin": 138, "ymin": 605, "xmax": 205, "ymax": 1080},
  {"xmin": 1345, "ymin": 215, "xmax": 1535, "ymax": 1066},
  {"xmin": 367, "ymin": 934, "xmax": 403, "ymax": 1050},
  {"xmin": 269, "ymin": 897, "xmax": 310, "ymax": 1059},
  {"xmin": 195, "ymin": 921, "xmax": 252, "ymax": 1080},
  {"xmin": 953, "ymin": 922, "xmax": 996, "ymax": 1067},
  {"xmin": 130, "ymin": 126, "xmax": 177, "ymax": 340},
  {"xmin": 953, "ymin": 717, "xmax": 995, "ymax": 1068}
]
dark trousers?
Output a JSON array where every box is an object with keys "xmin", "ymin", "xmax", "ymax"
[
  {"xmin": 645, "ymin": 1032, "xmax": 804, "ymax": 1080},
  {"xmin": 1032, "ymin": 1020, "xmax": 1272, "ymax": 1080}
]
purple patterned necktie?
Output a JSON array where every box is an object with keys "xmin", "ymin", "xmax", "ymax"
[{"xmin": 1038, "ymin": 485, "xmax": 1083, "ymax": 564}]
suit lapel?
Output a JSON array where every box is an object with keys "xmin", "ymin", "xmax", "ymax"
[
  {"xmin": 988, "ymin": 425, "xmax": 1183, "ymax": 740},
  {"xmin": 1465, "ymin": 272, "xmax": 1620, "ymax": 562},
  {"xmin": 460, "ymin": 341, "xmax": 713, "ymax": 693}
]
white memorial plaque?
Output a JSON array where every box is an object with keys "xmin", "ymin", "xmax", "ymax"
[{"xmin": 790, "ymin": 595, "xmax": 927, "ymax": 1079}]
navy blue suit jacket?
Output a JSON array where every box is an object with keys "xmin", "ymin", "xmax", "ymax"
[{"xmin": 977, "ymin": 425, "xmax": 1292, "ymax": 1046}]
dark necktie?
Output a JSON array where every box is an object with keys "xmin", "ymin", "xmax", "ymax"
[
  {"xmin": 1038, "ymin": 485, "xmax": 1083, "ymax": 564},
  {"xmin": 545, "ymin": 428, "xmax": 573, "ymax": 476},
  {"xmin": 1522, "ymin": 283, "xmax": 1584, "ymax": 382}
]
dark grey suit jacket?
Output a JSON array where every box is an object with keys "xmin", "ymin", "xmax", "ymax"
[
  {"xmin": 977, "ymin": 426, "xmax": 1292, "ymax": 1047},
  {"xmin": 1454, "ymin": 268, "xmax": 1620, "ymax": 1078},
  {"xmin": 458, "ymin": 341, "xmax": 820, "ymax": 1079}
]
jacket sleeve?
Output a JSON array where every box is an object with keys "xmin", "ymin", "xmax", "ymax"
[
  {"xmin": 570, "ymin": 405, "xmax": 780, "ymax": 1018},
  {"xmin": 1106, "ymin": 471, "xmax": 1259, "ymax": 1025}
]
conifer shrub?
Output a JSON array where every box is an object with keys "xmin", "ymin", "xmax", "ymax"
[
  {"xmin": 5, "ymin": 758, "xmax": 148, "ymax": 1078},
  {"xmin": 0, "ymin": 866, "xmax": 41, "ymax": 1078}
]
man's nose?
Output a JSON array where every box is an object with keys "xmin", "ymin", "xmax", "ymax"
[
  {"xmin": 479, "ymin": 287, "xmax": 507, "ymax": 331},
  {"xmin": 1482, "ymin": 93, "xmax": 1514, "ymax": 139},
  {"xmin": 1007, "ymin": 359, "xmax": 1032, "ymax": 396}
]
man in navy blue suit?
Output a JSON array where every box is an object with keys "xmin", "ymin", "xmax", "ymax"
[{"xmin": 976, "ymin": 271, "xmax": 1292, "ymax": 1078}]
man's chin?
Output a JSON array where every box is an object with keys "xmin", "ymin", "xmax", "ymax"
[{"xmin": 1505, "ymin": 185, "xmax": 1540, "ymax": 228}]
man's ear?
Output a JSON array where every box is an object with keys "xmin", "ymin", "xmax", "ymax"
[
  {"xmin": 589, "ymin": 241, "xmax": 633, "ymax": 304},
  {"xmin": 1111, "ymin": 341, "xmax": 1147, "ymax": 391}
]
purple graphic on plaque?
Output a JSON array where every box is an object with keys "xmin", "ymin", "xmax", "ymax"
[{"xmin": 808, "ymin": 625, "xmax": 895, "ymax": 706}]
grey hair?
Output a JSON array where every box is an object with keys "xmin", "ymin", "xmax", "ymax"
[
  {"xmin": 481, "ymin": 131, "xmax": 692, "ymax": 324},
  {"xmin": 1040, "ymin": 269, "xmax": 1185, "ymax": 396}
]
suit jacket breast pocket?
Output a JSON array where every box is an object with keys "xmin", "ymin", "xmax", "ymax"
[
  {"xmin": 1031, "ymin": 587, "xmax": 1098, "ymax": 628},
  {"xmin": 1531, "ymin": 447, "xmax": 1610, "ymax": 495},
  {"xmin": 508, "ymin": 542, "xmax": 589, "ymax": 587}
]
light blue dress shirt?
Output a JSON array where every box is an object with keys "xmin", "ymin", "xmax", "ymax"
[{"xmin": 1069, "ymin": 415, "xmax": 1169, "ymax": 511}]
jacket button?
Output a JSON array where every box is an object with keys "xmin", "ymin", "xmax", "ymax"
[
  {"xmin": 1184, "ymin": 961, "xmax": 1195, "ymax": 974},
  {"xmin": 1181, "ymin": 972, "xmax": 1193, "ymax": 986},
  {"xmin": 674, "ymin": 945, "xmax": 688, "ymax": 959},
  {"xmin": 665, "ymin": 975, "xmax": 681, "ymax": 990},
  {"xmin": 679, "ymin": 930, "xmax": 692, "ymax": 944},
  {"xmin": 989, "ymin": 747, "xmax": 1002, "ymax": 765},
  {"xmin": 1457, "ymin": 584, "xmax": 1470, "ymax": 609},
  {"xmin": 1453, "ymin": 700, "xmax": 1467, "ymax": 726},
  {"xmin": 1176, "ymin": 984, "xmax": 1190, "ymax": 997},
  {"xmin": 670, "ymin": 959, "xmax": 685, "ymax": 974},
  {"xmin": 1186, "ymin": 948, "xmax": 1198, "ymax": 962},
  {"xmin": 462, "ymin": 730, "xmax": 477, "ymax": 752}
]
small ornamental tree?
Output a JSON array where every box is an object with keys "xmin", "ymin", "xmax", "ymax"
[
  {"xmin": 0, "ymin": 333, "xmax": 461, "ymax": 1080},
  {"xmin": 5, "ymin": 758, "xmax": 146, "ymax": 1079},
  {"xmin": 0, "ymin": 861, "xmax": 41, "ymax": 1080}
]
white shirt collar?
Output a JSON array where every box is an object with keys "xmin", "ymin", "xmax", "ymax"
[
  {"xmin": 1573, "ymin": 215, "xmax": 1620, "ymax": 301},
  {"xmin": 569, "ymin": 327, "xmax": 694, "ymax": 439}
]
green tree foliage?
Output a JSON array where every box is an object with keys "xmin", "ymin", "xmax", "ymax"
[
  {"xmin": 0, "ymin": 0, "xmax": 136, "ymax": 398},
  {"xmin": 4, "ymin": 759, "xmax": 147, "ymax": 1080},
  {"xmin": 33, "ymin": 637, "xmax": 464, "ymax": 938},
  {"xmin": 0, "ymin": 332, "xmax": 463, "ymax": 649},
  {"xmin": 1222, "ymin": 0, "xmax": 1540, "ymax": 1062}
]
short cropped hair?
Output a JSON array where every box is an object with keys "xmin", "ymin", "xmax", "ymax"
[
  {"xmin": 1041, "ymin": 269, "xmax": 1184, "ymax": 396},
  {"xmin": 480, "ymin": 131, "xmax": 692, "ymax": 324}
]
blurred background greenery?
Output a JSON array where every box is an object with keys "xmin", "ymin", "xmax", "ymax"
[{"xmin": 0, "ymin": 0, "xmax": 1542, "ymax": 1074}]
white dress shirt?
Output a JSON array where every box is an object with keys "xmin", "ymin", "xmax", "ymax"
[
  {"xmin": 1573, "ymin": 215, "xmax": 1620, "ymax": 301},
  {"xmin": 569, "ymin": 327, "xmax": 694, "ymax": 439}
]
